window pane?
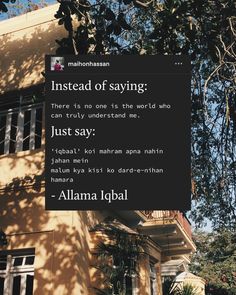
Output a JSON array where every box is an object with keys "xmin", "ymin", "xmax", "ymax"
[
  {"xmin": 25, "ymin": 275, "xmax": 34, "ymax": 295},
  {"xmin": 12, "ymin": 275, "xmax": 21, "ymax": 295},
  {"xmin": 23, "ymin": 110, "xmax": 31, "ymax": 151},
  {"xmin": 125, "ymin": 276, "xmax": 132, "ymax": 295},
  {"xmin": 25, "ymin": 256, "xmax": 35, "ymax": 265},
  {"xmin": 9, "ymin": 113, "xmax": 18, "ymax": 154},
  {"xmin": 35, "ymin": 108, "xmax": 42, "ymax": 149},
  {"xmin": 13, "ymin": 257, "xmax": 23, "ymax": 266},
  {"xmin": 0, "ymin": 256, "xmax": 7, "ymax": 270},
  {"xmin": 0, "ymin": 277, "xmax": 4, "ymax": 295},
  {"xmin": 0, "ymin": 115, "xmax": 6, "ymax": 155},
  {"xmin": 36, "ymin": 108, "xmax": 42, "ymax": 122}
]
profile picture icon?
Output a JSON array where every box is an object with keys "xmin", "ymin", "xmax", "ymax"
[{"xmin": 51, "ymin": 57, "xmax": 64, "ymax": 71}]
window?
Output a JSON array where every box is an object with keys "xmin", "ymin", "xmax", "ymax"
[
  {"xmin": 0, "ymin": 250, "xmax": 35, "ymax": 295},
  {"xmin": 150, "ymin": 264, "xmax": 158, "ymax": 295},
  {"xmin": 124, "ymin": 275, "xmax": 138, "ymax": 295},
  {"xmin": 112, "ymin": 256, "xmax": 138, "ymax": 295},
  {"xmin": 0, "ymin": 95, "xmax": 43, "ymax": 155}
]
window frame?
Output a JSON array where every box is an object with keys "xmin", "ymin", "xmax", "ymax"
[{"xmin": 0, "ymin": 250, "xmax": 35, "ymax": 295}]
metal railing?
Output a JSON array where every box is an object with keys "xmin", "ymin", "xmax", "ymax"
[{"xmin": 140, "ymin": 210, "xmax": 192, "ymax": 239}]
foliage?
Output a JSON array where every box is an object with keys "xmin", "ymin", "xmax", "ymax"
[
  {"xmin": 173, "ymin": 284, "xmax": 200, "ymax": 295},
  {"xmin": 93, "ymin": 224, "xmax": 146, "ymax": 295},
  {"xmin": 163, "ymin": 279, "xmax": 200, "ymax": 295},
  {"xmin": 55, "ymin": 0, "xmax": 236, "ymax": 230},
  {"xmin": 47, "ymin": 0, "xmax": 236, "ymax": 230},
  {"xmin": 0, "ymin": 0, "xmax": 236, "ymax": 229},
  {"xmin": 190, "ymin": 230, "xmax": 236, "ymax": 294}
]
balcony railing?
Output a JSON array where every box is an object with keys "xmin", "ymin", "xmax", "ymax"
[{"xmin": 140, "ymin": 210, "xmax": 192, "ymax": 239}]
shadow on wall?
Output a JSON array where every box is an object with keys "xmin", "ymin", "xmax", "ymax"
[
  {"xmin": 0, "ymin": 167, "xmax": 103, "ymax": 295},
  {"xmin": 0, "ymin": 21, "xmax": 66, "ymax": 93},
  {"xmin": 0, "ymin": 8, "xmax": 105, "ymax": 293},
  {"xmin": 0, "ymin": 149, "xmax": 45, "ymax": 188}
]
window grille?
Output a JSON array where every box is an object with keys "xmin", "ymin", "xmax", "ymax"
[
  {"xmin": 0, "ymin": 93, "xmax": 44, "ymax": 155},
  {"xmin": 0, "ymin": 250, "xmax": 35, "ymax": 295}
]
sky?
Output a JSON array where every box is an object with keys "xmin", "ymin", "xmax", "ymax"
[{"xmin": 0, "ymin": 0, "xmax": 56, "ymax": 21}]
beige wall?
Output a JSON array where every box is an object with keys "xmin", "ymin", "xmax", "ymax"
[
  {"xmin": 0, "ymin": 165, "xmax": 105, "ymax": 295},
  {"xmin": 0, "ymin": 4, "xmax": 65, "ymax": 94},
  {"xmin": 0, "ymin": 145, "xmax": 105, "ymax": 295}
]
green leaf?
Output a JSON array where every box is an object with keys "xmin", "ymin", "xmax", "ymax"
[
  {"xmin": 0, "ymin": 2, "xmax": 8, "ymax": 12},
  {"xmin": 104, "ymin": 8, "xmax": 115, "ymax": 21}
]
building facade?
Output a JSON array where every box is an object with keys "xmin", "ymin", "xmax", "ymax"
[{"xmin": 0, "ymin": 6, "xmax": 196, "ymax": 295}]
